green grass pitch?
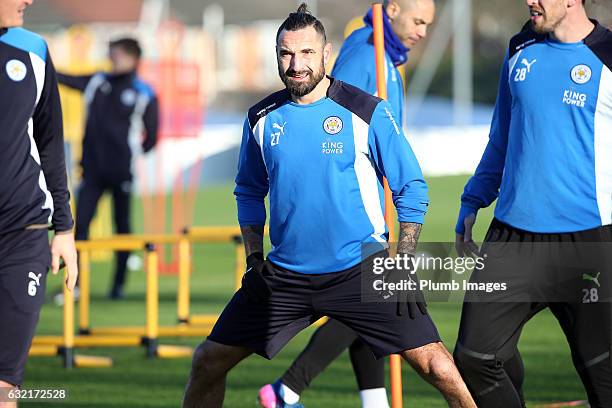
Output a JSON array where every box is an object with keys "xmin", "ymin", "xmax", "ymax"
[{"xmin": 23, "ymin": 175, "xmax": 586, "ymax": 407}]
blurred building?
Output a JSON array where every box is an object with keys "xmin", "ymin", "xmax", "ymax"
[{"xmin": 23, "ymin": 0, "xmax": 612, "ymax": 191}]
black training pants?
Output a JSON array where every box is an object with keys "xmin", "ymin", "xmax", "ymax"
[{"xmin": 75, "ymin": 177, "xmax": 131, "ymax": 290}]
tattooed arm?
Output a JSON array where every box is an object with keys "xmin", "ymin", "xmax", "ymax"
[
  {"xmin": 240, "ymin": 225, "xmax": 264, "ymax": 257},
  {"xmin": 397, "ymin": 222, "xmax": 422, "ymax": 256}
]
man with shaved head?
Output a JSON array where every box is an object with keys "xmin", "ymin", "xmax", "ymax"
[
  {"xmin": 257, "ymin": 1, "xmax": 435, "ymax": 407},
  {"xmin": 333, "ymin": 0, "xmax": 435, "ymax": 120}
]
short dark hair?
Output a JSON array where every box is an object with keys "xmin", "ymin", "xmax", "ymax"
[
  {"xmin": 276, "ymin": 3, "xmax": 326, "ymax": 43},
  {"xmin": 109, "ymin": 37, "xmax": 142, "ymax": 59}
]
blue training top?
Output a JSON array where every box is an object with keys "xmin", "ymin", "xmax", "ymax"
[
  {"xmin": 331, "ymin": 26, "xmax": 405, "ymax": 124},
  {"xmin": 235, "ymin": 78, "xmax": 428, "ymax": 274},
  {"xmin": 457, "ymin": 22, "xmax": 612, "ymax": 234}
]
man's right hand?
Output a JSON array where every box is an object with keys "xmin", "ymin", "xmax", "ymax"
[
  {"xmin": 455, "ymin": 212, "xmax": 480, "ymax": 258},
  {"xmin": 51, "ymin": 231, "xmax": 79, "ymax": 291},
  {"xmin": 241, "ymin": 252, "xmax": 272, "ymax": 302}
]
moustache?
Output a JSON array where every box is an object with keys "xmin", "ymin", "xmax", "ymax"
[{"xmin": 285, "ymin": 69, "xmax": 312, "ymax": 77}]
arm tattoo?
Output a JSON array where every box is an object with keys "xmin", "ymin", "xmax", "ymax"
[
  {"xmin": 240, "ymin": 225, "xmax": 264, "ymax": 257},
  {"xmin": 397, "ymin": 222, "xmax": 422, "ymax": 256}
]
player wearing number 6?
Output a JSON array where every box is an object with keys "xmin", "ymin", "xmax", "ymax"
[
  {"xmin": 0, "ymin": 0, "xmax": 78, "ymax": 406},
  {"xmin": 454, "ymin": 0, "xmax": 612, "ymax": 406}
]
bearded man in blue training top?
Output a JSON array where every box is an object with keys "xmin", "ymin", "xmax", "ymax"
[
  {"xmin": 453, "ymin": 0, "xmax": 612, "ymax": 406},
  {"xmin": 257, "ymin": 1, "xmax": 435, "ymax": 407},
  {"xmin": 182, "ymin": 4, "xmax": 475, "ymax": 408}
]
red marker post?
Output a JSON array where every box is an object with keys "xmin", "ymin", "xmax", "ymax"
[{"xmin": 372, "ymin": 2, "xmax": 403, "ymax": 407}]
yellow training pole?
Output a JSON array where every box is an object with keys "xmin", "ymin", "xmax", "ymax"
[
  {"xmin": 62, "ymin": 267, "xmax": 75, "ymax": 368},
  {"xmin": 144, "ymin": 244, "xmax": 159, "ymax": 358},
  {"xmin": 177, "ymin": 237, "xmax": 191, "ymax": 324},
  {"xmin": 372, "ymin": 2, "xmax": 403, "ymax": 407},
  {"xmin": 78, "ymin": 250, "xmax": 90, "ymax": 334}
]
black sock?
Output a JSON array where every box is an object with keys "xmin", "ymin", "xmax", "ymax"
[{"xmin": 349, "ymin": 338, "xmax": 384, "ymax": 390}]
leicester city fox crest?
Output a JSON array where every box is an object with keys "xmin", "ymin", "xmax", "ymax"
[
  {"xmin": 323, "ymin": 116, "xmax": 343, "ymax": 135},
  {"xmin": 5, "ymin": 59, "xmax": 27, "ymax": 82},
  {"xmin": 571, "ymin": 64, "xmax": 592, "ymax": 85}
]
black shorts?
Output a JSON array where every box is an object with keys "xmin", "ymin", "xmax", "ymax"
[
  {"xmin": 208, "ymin": 256, "xmax": 440, "ymax": 359},
  {"xmin": 0, "ymin": 229, "xmax": 51, "ymax": 386},
  {"xmin": 457, "ymin": 219, "xmax": 612, "ymax": 405}
]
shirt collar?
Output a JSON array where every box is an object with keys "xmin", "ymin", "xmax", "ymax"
[{"xmin": 583, "ymin": 19, "xmax": 606, "ymax": 45}]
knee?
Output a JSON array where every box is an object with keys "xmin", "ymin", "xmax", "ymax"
[
  {"xmin": 405, "ymin": 343, "xmax": 460, "ymax": 384},
  {"xmin": 190, "ymin": 342, "xmax": 226, "ymax": 382},
  {"xmin": 578, "ymin": 354, "xmax": 612, "ymax": 407},
  {"xmin": 454, "ymin": 347, "xmax": 482, "ymax": 376},
  {"xmin": 454, "ymin": 347, "xmax": 501, "ymax": 388},
  {"xmin": 420, "ymin": 352, "xmax": 460, "ymax": 385}
]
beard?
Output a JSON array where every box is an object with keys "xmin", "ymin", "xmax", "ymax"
[
  {"xmin": 532, "ymin": 17, "xmax": 555, "ymax": 34},
  {"xmin": 530, "ymin": 5, "xmax": 565, "ymax": 34},
  {"xmin": 278, "ymin": 60, "xmax": 326, "ymax": 97},
  {"xmin": 532, "ymin": 16, "xmax": 564, "ymax": 34}
]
